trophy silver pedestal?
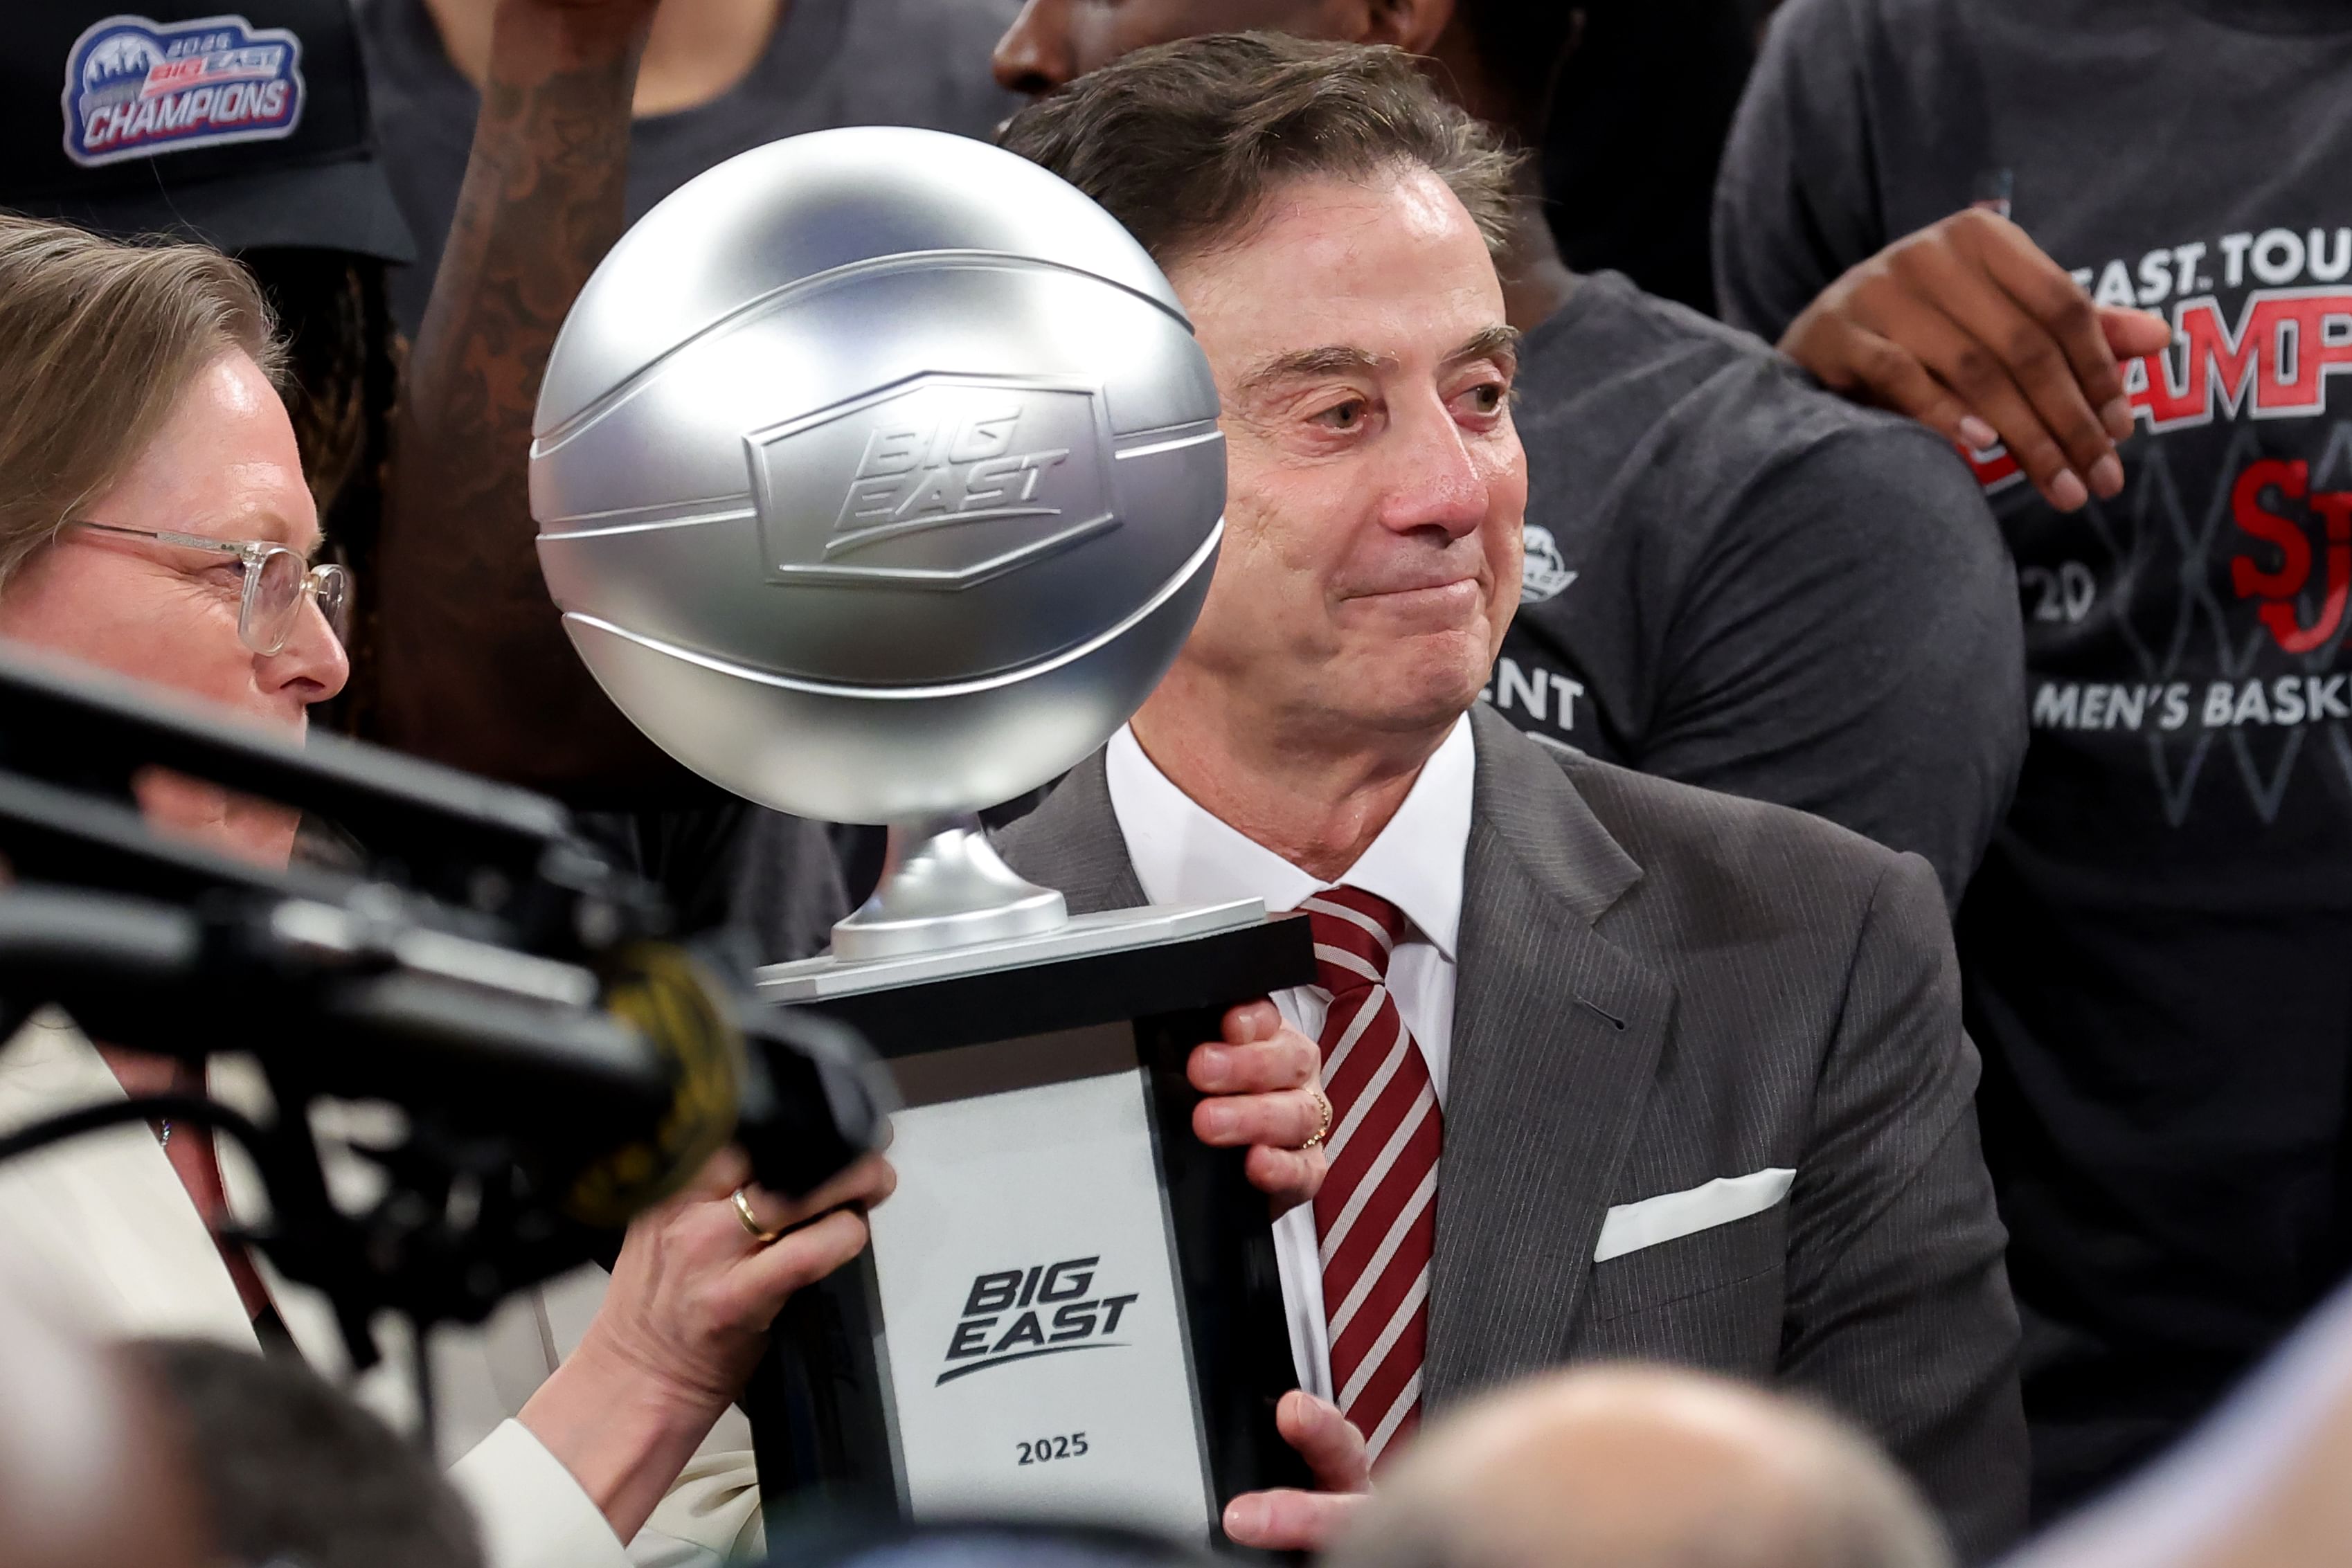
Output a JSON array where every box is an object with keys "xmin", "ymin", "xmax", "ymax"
[{"xmin": 828, "ymin": 818, "xmax": 1068, "ymax": 962}]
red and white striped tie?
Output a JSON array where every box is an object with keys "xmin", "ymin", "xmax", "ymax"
[{"xmin": 1302, "ymin": 886, "xmax": 1441, "ymax": 1466}]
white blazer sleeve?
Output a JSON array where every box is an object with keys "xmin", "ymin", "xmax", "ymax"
[
  {"xmin": 448, "ymin": 1427, "xmax": 763, "ymax": 1568},
  {"xmin": 627, "ymin": 1446, "xmax": 764, "ymax": 1568},
  {"xmin": 449, "ymin": 1419, "xmax": 631, "ymax": 1568}
]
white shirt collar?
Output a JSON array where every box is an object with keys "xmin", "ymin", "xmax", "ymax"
[{"xmin": 1104, "ymin": 714, "xmax": 1474, "ymax": 960}]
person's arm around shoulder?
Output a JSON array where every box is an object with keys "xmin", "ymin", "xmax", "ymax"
[
  {"xmin": 375, "ymin": 0, "xmax": 682, "ymax": 797},
  {"xmin": 1776, "ymin": 209, "xmax": 2174, "ymax": 516},
  {"xmin": 1715, "ymin": 0, "xmax": 2175, "ymax": 514},
  {"xmin": 1778, "ymin": 848, "xmax": 2027, "ymax": 1564},
  {"xmin": 1637, "ymin": 424, "xmax": 2023, "ymax": 912}
]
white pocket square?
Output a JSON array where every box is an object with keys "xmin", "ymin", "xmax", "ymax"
[{"xmin": 1592, "ymin": 1167, "xmax": 1795, "ymax": 1263}]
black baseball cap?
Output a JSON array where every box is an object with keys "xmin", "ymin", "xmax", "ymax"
[{"xmin": 0, "ymin": 1, "xmax": 413, "ymax": 262}]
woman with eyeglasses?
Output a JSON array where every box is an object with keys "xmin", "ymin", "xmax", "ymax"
[
  {"xmin": 0, "ymin": 212, "xmax": 891, "ymax": 1568},
  {"xmin": 0, "ymin": 218, "xmax": 351, "ymax": 865}
]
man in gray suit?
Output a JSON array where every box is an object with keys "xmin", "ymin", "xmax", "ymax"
[{"xmin": 992, "ymin": 34, "xmax": 2026, "ymax": 1563}]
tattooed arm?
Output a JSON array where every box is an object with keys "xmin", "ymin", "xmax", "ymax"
[{"xmin": 375, "ymin": 0, "xmax": 681, "ymax": 797}]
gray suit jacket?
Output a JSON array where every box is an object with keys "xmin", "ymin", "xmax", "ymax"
[{"xmin": 994, "ymin": 705, "xmax": 2027, "ymax": 1561}]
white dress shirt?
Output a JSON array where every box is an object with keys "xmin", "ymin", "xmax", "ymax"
[{"xmin": 1104, "ymin": 715, "xmax": 1475, "ymax": 1399}]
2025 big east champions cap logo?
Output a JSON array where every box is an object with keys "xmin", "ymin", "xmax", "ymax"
[
  {"xmin": 1, "ymin": 3, "xmax": 409, "ymax": 264},
  {"xmin": 62, "ymin": 13, "xmax": 305, "ymax": 168}
]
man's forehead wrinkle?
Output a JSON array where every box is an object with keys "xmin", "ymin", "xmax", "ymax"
[
  {"xmin": 1244, "ymin": 174, "xmax": 1411, "ymax": 267},
  {"xmin": 1231, "ymin": 325, "xmax": 1516, "ymax": 398},
  {"xmin": 1450, "ymin": 324, "xmax": 1523, "ymax": 367},
  {"xmin": 1237, "ymin": 344, "xmax": 1395, "ymax": 395}
]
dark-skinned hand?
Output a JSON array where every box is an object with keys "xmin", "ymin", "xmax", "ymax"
[{"xmin": 1780, "ymin": 207, "xmax": 2175, "ymax": 512}]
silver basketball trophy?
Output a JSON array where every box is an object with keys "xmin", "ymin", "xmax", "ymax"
[{"xmin": 532, "ymin": 127, "xmax": 1311, "ymax": 1542}]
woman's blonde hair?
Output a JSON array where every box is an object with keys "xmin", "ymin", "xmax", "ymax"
[{"xmin": 0, "ymin": 212, "xmax": 284, "ymax": 588}]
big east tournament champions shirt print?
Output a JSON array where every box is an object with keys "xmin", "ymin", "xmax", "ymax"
[
  {"xmin": 1968, "ymin": 216, "xmax": 2352, "ymax": 833},
  {"xmin": 62, "ymin": 13, "xmax": 305, "ymax": 168}
]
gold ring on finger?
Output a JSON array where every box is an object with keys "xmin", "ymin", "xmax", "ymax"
[
  {"xmin": 1301, "ymin": 1086, "xmax": 1333, "ymax": 1150},
  {"xmin": 733, "ymin": 1183, "xmax": 784, "ymax": 1245}
]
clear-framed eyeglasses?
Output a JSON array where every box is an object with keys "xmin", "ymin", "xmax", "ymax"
[{"xmin": 69, "ymin": 521, "xmax": 352, "ymax": 656}]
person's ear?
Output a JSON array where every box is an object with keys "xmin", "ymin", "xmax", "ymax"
[{"xmin": 1358, "ymin": 0, "xmax": 1455, "ymax": 54}]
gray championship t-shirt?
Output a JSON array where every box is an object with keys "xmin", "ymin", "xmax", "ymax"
[
  {"xmin": 1714, "ymin": 0, "xmax": 2352, "ymax": 1517},
  {"xmin": 1493, "ymin": 270, "xmax": 2023, "ymax": 911},
  {"xmin": 358, "ymin": 0, "xmax": 1021, "ymax": 335}
]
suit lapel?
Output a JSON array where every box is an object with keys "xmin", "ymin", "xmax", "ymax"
[
  {"xmin": 1426, "ymin": 710, "xmax": 1676, "ymax": 1408},
  {"xmin": 989, "ymin": 750, "xmax": 1149, "ymax": 915}
]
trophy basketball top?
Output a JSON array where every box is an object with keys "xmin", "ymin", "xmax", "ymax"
[{"xmin": 529, "ymin": 126, "xmax": 1227, "ymax": 831}]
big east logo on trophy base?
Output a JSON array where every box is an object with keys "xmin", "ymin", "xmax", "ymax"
[
  {"xmin": 937, "ymin": 1255, "xmax": 1139, "ymax": 1385},
  {"xmin": 748, "ymin": 375, "xmax": 1117, "ymax": 591}
]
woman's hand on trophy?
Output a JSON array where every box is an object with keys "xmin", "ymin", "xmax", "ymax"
[
  {"xmin": 1189, "ymin": 1000, "xmax": 1329, "ymax": 1217},
  {"xmin": 1222, "ymin": 1391, "xmax": 1372, "ymax": 1551},
  {"xmin": 517, "ymin": 1146, "xmax": 896, "ymax": 1544}
]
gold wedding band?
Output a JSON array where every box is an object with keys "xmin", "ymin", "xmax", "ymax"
[
  {"xmin": 1302, "ymin": 1086, "xmax": 1334, "ymax": 1150},
  {"xmin": 733, "ymin": 1184, "xmax": 784, "ymax": 1245}
]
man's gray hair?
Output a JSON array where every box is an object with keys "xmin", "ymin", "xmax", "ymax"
[{"xmin": 996, "ymin": 32, "xmax": 1520, "ymax": 268}]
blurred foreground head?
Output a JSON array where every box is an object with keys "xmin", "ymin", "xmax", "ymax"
[
  {"xmin": 132, "ymin": 1339, "xmax": 483, "ymax": 1568},
  {"xmin": 1327, "ymin": 1366, "xmax": 1950, "ymax": 1568},
  {"xmin": 2002, "ymin": 1279, "xmax": 2352, "ymax": 1568},
  {"xmin": 0, "ymin": 1283, "xmax": 208, "ymax": 1568}
]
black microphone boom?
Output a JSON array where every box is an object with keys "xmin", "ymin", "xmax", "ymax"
[
  {"xmin": 0, "ymin": 648, "xmax": 657, "ymax": 957},
  {"xmin": 0, "ymin": 649, "xmax": 888, "ymax": 1378}
]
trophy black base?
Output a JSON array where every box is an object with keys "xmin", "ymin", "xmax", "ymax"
[{"xmin": 746, "ymin": 903, "xmax": 1316, "ymax": 1549}]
